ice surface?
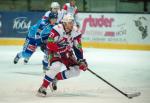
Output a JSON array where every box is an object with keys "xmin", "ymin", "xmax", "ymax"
[{"xmin": 0, "ymin": 46, "xmax": 150, "ymax": 103}]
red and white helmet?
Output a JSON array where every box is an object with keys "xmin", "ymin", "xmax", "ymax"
[{"xmin": 62, "ymin": 14, "xmax": 74, "ymax": 23}]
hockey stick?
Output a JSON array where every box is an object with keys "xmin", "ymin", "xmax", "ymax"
[{"xmin": 87, "ymin": 68, "xmax": 141, "ymax": 99}]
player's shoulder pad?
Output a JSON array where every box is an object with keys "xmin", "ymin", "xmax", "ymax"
[
  {"xmin": 44, "ymin": 11, "xmax": 51, "ymax": 17},
  {"xmin": 71, "ymin": 26, "xmax": 81, "ymax": 38},
  {"xmin": 52, "ymin": 24, "xmax": 64, "ymax": 36}
]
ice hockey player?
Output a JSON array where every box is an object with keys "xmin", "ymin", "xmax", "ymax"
[
  {"xmin": 37, "ymin": 14, "xmax": 88, "ymax": 97},
  {"xmin": 43, "ymin": 2, "xmax": 60, "ymax": 22},
  {"xmin": 62, "ymin": 0, "xmax": 80, "ymax": 28},
  {"xmin": 43, "ymin": 1, "xmax": 65, "ymax": 24},
  {"xmin": 13, "ymin": 1, "xmax": 60, "ymax": 64},
  {"xmin": 13, "ymin": 12, "xmax": 58, "ymax": 71}
]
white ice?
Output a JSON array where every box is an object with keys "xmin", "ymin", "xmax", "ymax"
[{"xmin": 0, "ymin": 46, "xmax": 150, "ymax": 103}]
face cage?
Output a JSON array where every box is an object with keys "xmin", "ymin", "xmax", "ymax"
[{"xmin": 51, "ymin": 8, "xmax": 60, "ymax": 12}]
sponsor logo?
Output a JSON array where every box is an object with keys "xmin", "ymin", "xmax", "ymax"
[
  {"xmin": 115, "ymin": 23, "xmax": 127, "ymax": 37},
  {"xmin": 13, "ymin": 17, "xmax": 31, "ymax": 33},
  {"xmin": 27, "ymin": 44, "xmax": 36, "ymax": 52},
  {"xmin": 134, "ymin": 17, "xmax": 148, "ymax": 39},
  {"xmin": 81, "ymin": 15, "xmax": 114, "ymax": 34},
  {"xmin": 104, "ymin": 31, "xmax": 115, "ymax": 37}
]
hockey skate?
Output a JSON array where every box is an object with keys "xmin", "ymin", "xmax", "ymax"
[
  {"xmin": 37, "ymin": 86, "xmax": 47, "ymax": 97},
  {"xmin": 14, "ymin": 53, "xmax": 20, "ymax": 64},
  {"xmin": 24, "ymin": 58, "xmax": 29, "ymax": 64},
  {"xmin": 50, "ymin": 78, "xmax": 57, "ymax": 92}
]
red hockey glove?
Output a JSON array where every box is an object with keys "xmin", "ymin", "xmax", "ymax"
[{"xmin": 78, "ymin": 59, "xmax": 88, "ymax": 71}]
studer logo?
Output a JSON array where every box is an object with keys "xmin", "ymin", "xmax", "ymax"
[
  {"xmin": 81, "ymin": 15, "xmax": 114, "ymax": 34},
  {"xmin": 13, "ymin": 17, "xmax": 31, "ymax": 33}
]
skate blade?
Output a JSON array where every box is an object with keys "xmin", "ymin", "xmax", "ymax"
[
  {"xmin": 36, "ymin": 92, "xmax": 46, "ymax": 97},
  {"xmin": 49, "ymin": 84, "xmax": 56, "ymax": 92}
]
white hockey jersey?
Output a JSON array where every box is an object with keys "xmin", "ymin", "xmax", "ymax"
[
  {"xmin": 62, "ymin": 3, "xmax": 80, "ymax": 26},
  {"xmin": 63, "ymin": 3, "xmax": 78, "ymax": 16},
  {"xmin": 49, "ymin": 24, "xmax": 81, "ymax": 48},
  {"xmin": 42, "ymin": 10, "xmax": 63, "ymax": 23}
]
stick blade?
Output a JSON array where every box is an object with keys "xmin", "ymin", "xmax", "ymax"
[{"xmin": 126, "ymin": 92, "xmax": 141, "ymax": 99}]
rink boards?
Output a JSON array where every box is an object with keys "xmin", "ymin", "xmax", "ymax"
[
  {"xmin": 0, "ymin": 12, "xmax": 150, "ymax": 50},
  {"xmin": 0, "ymin": 38, "xmax": 150, "ymax": 50}
]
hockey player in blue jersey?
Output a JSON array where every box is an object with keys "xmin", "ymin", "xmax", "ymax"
[
  {"xmin": 15, "ymin": 1, "xmax": 60, "ymax": 62},
  {"xmin": 13, "ymin": 12, "xmax": 58, "ymax": 71}
]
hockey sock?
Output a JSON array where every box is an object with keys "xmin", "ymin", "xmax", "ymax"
[
  {"xmin": 42, "ymin": 75, "xmax": 53, "ymax": 88},
  {"xmin": 56, "ymin": 70, "xmax": 67, "ymax": 80}
]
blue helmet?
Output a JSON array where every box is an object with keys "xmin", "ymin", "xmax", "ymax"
[{"xmin": 48, "ymin": 12, "xmax": 58, "ymax": 19}]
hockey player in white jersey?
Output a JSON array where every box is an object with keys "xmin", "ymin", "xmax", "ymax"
[
  {"xmin": 37, "ymin": 14, "xmax": 88, "ymax": 97},
  {"xmin": 42, "ymin": 2, "xmax": 60, "ymax": 21},
  {"xmin": 43, "ymin": 2, "xmax": 65, "ymax": 24},
  {"xmin": 62, "ymin": 0, "xmax": 80, "ymax": 28}
]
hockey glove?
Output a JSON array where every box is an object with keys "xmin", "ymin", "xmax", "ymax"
[
  {"xmin": 35, "ymin": 32, "xmax": 41, "ymax": 39},
  {"xmin": 40, "ymin": 42, "xmax": 47, "ymax": 53},
  {"xmin": 78, "ymin": 59, "xmax": 88, "ymax": 71},
  {"xmin": 35, "ymin": 32, "xmax": 41, "ymax": 46}
]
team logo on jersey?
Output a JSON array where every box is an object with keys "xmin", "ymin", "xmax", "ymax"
[{"xmin": 13, "ymin": 17, "xmax": 31, "ymax": 34}]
